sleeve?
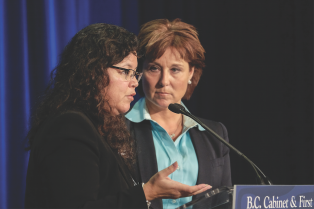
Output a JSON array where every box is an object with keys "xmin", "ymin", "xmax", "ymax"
[
  {"xmin": 219, "ymin": 122, "xmax": 232, "ymax": 187},
  {"xmin": 36, "ymin": 112, "xmax": 147, "ymax": 208}
]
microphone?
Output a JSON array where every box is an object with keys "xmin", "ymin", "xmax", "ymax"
[
  {"xmin": 168, "ymin": 103, "xmax": 187, "ymax": 114},
  {"xmin": 168, "ymin": 103, "xmax": 272, "ymax": 185}
]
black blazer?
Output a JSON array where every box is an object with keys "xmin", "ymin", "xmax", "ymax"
[
  {"xmin": 25, "ymin": 111, "xmax": 147, "ymax": 208},
  {"xmin": 126, "ymin": 118, "xmax": 232, "ymax": 209}
]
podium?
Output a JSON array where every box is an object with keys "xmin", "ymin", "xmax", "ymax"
[
  {"xmin": 176, "ymin": 185, "xmax": 314, "ymax": 209},
  {"xmin": 176, "ymin": 187, "xmax": 233, "ymax": 209}
]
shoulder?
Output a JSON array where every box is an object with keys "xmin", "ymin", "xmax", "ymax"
[
  {"xmin": 194, "ymin": 117, "xmax": 229, "ymax": 140},
  {"xmin": 50, "ymin": 111, "xmax": 97, "ymax": 131},
  {"xmin": 32, "ymin": 111, "xmax": 102, "ymax": 150},
  {"xmin": 197, "ymin": 117, "xmax": 226, "ymax": 131},
  {"xmin": 44, "ymin": 111, "xmax": 99, "ymax": 136}
]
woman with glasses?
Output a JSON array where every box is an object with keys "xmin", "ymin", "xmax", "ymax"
[
  {"xmin": 24, "ymin": 23, "xmax": 211, "ymax": 208},
  {"xmin": 125, "ymin": 19, "xmax": 232, "ymax": 209}
]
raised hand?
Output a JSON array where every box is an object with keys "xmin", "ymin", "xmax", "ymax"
[{"xmin": 143, "ymin": 162, "xmax": 212, "ymax": 201}]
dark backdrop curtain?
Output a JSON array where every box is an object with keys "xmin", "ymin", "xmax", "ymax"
[
  {"xmin": 138, "ymin": 0, "xmax": 313, "ymax": 186},
  {"xmin": 0, "ymin": 0, "xmax": 312, "ymax": 208},
  {"xmin": 0, "ymin": 0, "xmax": 139, "ymax": 208}
]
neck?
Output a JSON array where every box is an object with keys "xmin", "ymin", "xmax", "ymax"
[
  {"xmin": 145, "ymin": 99, "xmax": 183, "ymax": 141},
  {"xmin": 146, "ymin": 100, "xmax": 181, "ymax": 123}
]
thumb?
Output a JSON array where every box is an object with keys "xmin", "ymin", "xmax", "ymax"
[{"xmin": 159, "ymin": 162, "xmax": 178, "ymax": 178}]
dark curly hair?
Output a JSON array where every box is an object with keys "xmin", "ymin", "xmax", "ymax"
[{"xmin": 27, "ymin": 23, "xmax": 138, "ymax": 168}]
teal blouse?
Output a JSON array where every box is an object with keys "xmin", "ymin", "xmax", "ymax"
[{"xmin": 125, "ymin": 98, "xmax": 205, "ymax": 209}]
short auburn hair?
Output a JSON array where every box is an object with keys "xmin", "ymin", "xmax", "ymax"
[{"xmin": 138, "ymin": 18, "xmax": 205, "ymax": 100}]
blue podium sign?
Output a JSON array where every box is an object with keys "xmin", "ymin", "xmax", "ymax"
[{"xmin": 233, "ymin": 185, "xmax": 314, "ymax": 209}]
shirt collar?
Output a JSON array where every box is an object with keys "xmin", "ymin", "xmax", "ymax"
[{"xmin": 125, "ymin": 97, "xmax": 205, "ymax": 131}]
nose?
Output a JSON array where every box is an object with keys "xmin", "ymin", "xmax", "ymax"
[
  {"xmin": 158, "ymin": 70, "xmax": 170, "ymax": 87},
  {"xmin": 129, "ymin": 77, "xmax": 139, "ymax": 88}
]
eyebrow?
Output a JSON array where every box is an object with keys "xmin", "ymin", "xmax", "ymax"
[
  {"xmin": 148, "ymin": 61, "xmax": 184, "ymax": 68},
  {"xmin": 171, "ymin": 64, "xmax": 184, "ymax": 68},
  {"xmin": 148, "ymin": 61, "xmax": 161, "ymax": 66},
  {"xmin": 120, "ymin": 63, "xmax": 138, "ymax": 70}
]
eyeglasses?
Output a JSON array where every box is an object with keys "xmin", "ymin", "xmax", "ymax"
[{"xmin": 110, "ymin": 66, "xmax": 143, "ymax": 82}]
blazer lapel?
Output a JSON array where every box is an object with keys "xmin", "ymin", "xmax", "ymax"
[
  {"xmin": 101, "ymin": 137, "xmax": 134, "ymax": 188},
  {"xmin": 190, "ymin": 127, "xmax": 215, "ymax": 185},
  {"xmin": 85, "ymin": 112, "xmax": 134, "ymax": 187},
  {"xmin": 132, "ymin": 120, "xmax": 162, "ymax": 209},
  {"xmin": 132, "ymin": 120, "xmax": 158, "ymax": 182},
  {"xmin": 190, "ymin": 125, "xmax": 225, "ymax": 200}
]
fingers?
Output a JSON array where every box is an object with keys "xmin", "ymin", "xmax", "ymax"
[
  {"xmin": 191, "ymin": 184, "xmax": 212, "ymax": 196},
  {"xmin": 169, "ymin": 181, "xmax": 212, "ymax": 197},
  {"xmin": 158, "ymin": 162, "xmax": 178, "ymax": 178},
  {"xmin": 145, "ymin": 163, "xmax": 212, "ymax": 201},
  {"xmin": 175, "ymin": 183, "xmax": 212, "ymax": 196}
]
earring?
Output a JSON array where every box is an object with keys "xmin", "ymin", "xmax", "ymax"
[{"xmin": 188, "ymin": 80, "xmax": 192, "ymax": 84}]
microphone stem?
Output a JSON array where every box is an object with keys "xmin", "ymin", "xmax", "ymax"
[{"xmin": 182, "ymin": 110, "xmax": 272, "ymax": 185}]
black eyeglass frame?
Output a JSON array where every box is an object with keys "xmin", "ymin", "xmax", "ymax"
[{"xmin": 110, "ymin": 66, "xmax": 143, "ymax": 82}]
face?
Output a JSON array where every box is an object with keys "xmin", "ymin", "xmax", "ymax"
[
  {"xmin": 105, "ymin": 53, "xmax": 138, "ymax": 115},
  {"xmin": 142, "ymin": 47, "xmax": 194, "ymax": 110}
]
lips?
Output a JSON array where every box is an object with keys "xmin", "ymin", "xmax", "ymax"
[
  {"xmin": 126, "ymin": 93, "xmax": 136, "ymax": 100},
  {"xmin": 156, "ymin": 92, "xmax": 169, "ymax": 95}
]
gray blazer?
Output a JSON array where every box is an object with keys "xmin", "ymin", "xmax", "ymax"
[{"xmin": 126, "ymin": 117, "xmax": 232, "ymax": 209}]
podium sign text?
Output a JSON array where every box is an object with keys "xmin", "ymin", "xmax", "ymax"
[{"xmin": 233, "ymin": 185, "xmax": 314, "ymax": 209}]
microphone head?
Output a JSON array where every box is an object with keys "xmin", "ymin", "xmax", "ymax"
[{"xmin": 168, "ymin": 103, "xmax": 185, "ymax": 114}]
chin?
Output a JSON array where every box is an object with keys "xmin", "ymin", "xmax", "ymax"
[
  {"xmin": 117, "ymin": 106, "xmax": 130, "ymax": 115},
  {"xmin": 155, "ymin": 100, "xmax": 172, "ymax": 109},
  {"xmin": 147, "ymin": 97, "xmax": 175, "ymax": 109}
]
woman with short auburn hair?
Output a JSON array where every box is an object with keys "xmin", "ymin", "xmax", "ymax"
[
  {"xmin": 126, "ymin": 18, "xmax": 231, "ymax": 209},
  {"xmin": 137, "ymin": 18, "xmax": 205, "ymax": 100}
]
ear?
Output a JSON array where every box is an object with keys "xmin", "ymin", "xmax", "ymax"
[{"xmin": 189, "ymin": 67, "xmax": 195, "ymax": 80}]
